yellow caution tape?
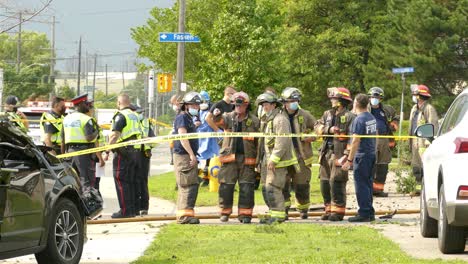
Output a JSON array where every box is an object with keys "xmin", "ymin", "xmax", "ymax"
[{"xmin": 55, "ymin": 132, "xmax": 416, "ymax": 159}]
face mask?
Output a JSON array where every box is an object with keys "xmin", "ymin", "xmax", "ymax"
[
  {"xmin": 172, "ymin": 105, "xmax": 178, "ymax": 112},
  {"xmin": 200, "ymin": 103, "xmax": 209, "ymax": 110},
  {"xmin": 188, "ymin": 108, "xmax": 199, "ymax": 116},
  {"xmin": 412, "ymin": 96, "xmax": 418, "ymax": 104},
  {"xmin": 370, "ymin": 98, "xmax": 380, "ymax": 106},
  {"xmin": 289, "ymin": 102, "xmax": 299, "ymax": 111}
]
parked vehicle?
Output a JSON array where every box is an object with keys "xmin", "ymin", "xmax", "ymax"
[
  {"xmin": 0, "ymin": 113, "xmax": 102, "ymax": 263},
  {"xmin": 416, "ymin": 88, "xmax": 468, "ymax": 254}
]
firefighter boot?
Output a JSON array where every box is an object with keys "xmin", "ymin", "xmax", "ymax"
[
  {"xmin": 329, "ymin": 180, "xmax": 346, "ymax": 222},
  {"xmin": 238, "ymin": 183, "xmax": 254, "ymax": 224},
  {"xmin": 320, "ymin": 180, "xmax": 332, "ymax": 220},
  {"xmin": 218, "ymin": 183, "xmax": 235, "ymax": 222},
  {"xmin": 373, "ymin": 164, "xmax": 389, "ymax": 197},
  {"xmin": 295, "ymin": 184, "xmax": 310, "ymax": 219}
]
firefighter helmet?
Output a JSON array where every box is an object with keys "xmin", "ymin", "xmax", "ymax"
[
  {"xmin": 232, "ymin": 91, "xmax": 250, "ymax": 105},
  {"xmin": 368, "ymin": 87, "xmax": 384, "ymax": 98},
  {"xmin": 256, "ymin": 92, "xmax": 278, "ymax": 106},
  {"xmin": 182, "ymin": 92, "xmax": 202, "ymax": 105},
  {"xmin": 281, "ymin": 87, "xmax": 302, "ymax": 101},
  {"xmin": 412, "ymin": 84, "xmax": 431, "ymax": 97},
  {"xmin": 327, "ymin": 87, "xmax": 352, "ymax": 102}
]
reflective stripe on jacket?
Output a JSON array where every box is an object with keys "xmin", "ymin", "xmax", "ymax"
[
  {"xmin": 63, "ymin": 112, "xmax": 95, "ymax": 144},
  {"xmin": 40, "ymin": 111, "xmax": 63, "ymax": 144}
]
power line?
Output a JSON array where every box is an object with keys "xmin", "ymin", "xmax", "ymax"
[{"xmin": 0, "ymin": 0, "xmax": 53, "ymax": 34}]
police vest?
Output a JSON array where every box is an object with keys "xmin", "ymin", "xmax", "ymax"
[
  {"xmin": 40, "ymin": 111, "xmax": 63, "ymax": 144},
  {"xmin": 7, "ymin": 112, "xmax": 27, "ymax": 132},
  {"xmin": 63, "ymin": 112, "xmax": 96, "ymax": 144},
  {"xmin": 114, "ymin": 109, "xmax": 141, "ymax": 143}
]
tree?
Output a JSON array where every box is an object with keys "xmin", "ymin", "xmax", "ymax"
[
  {"xmin": 56, "ymin": 84, "xmax": 76, "ymax": 99},
  {"xmin": 94, "ymin": 91, "xmax": 118, "ymax": 109},
  {"xmin": 0, "ymin": 31, "xmax": 53, "ymax": 102}
]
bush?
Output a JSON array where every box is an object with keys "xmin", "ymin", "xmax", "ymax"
[{"xmin": 394, "ymin": 166, "xmax": 416, "ymax": 194}]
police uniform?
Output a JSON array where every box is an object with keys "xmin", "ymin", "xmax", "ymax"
[
  {"xmin": 40, "ymin": 110, "xmax": 64, "ymax": 154},
  {"xmin": 135, "ymin": 110, "xmax": 154, "ymax": 215},
  {"xmin": 62, "ymin": 94, "xmax": 99, "ymax": 194},
  {"xmin": 111, "ymin": 107, "xmax": 142, "ymax": 218},
  {"xmin": 218, "ymin": 108, "xmax": 259, "ymax": 223}
]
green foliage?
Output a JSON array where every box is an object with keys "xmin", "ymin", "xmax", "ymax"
[
  {"xmin": 94, "ymin": 90, "xmax": 118, "ymax": 109},
  {"xmin": 394, "ymin": 166, "xmax": 417, "ymax": 194},
  {"xmin": 56, "ymin": 84, "xmax": 76, "ymax": 100},
  {"xmin": 0, "ymin": 31, "xmax": 53, "ymax": 101}
]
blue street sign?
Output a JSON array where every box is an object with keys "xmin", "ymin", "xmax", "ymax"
[
  {"xmin": 392, "ymin": 67, "xmax": 414, "ymax": 74},
  {"xmin": 159, "ymin": 32, "xmax": 201, "ymax": 43}
]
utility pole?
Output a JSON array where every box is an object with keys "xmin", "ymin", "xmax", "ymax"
[
  {"xmin": 16, "ymin": 12, "xmax": 22, "ymax": 74},
  {"xmin": 0, "ymin": 68, "xmax": 3, "ymax": 112},
  {"xmin": 92, "ymin": 54, "xmax": 97, "ymax": 100},
  {"xmin": 175, "ymin": 0, "xmax": 186, "ymax": 95},
  {"xmin": 77, "ymin": 36, "xmax": 82, "ymax": 95},
  {"xmin": 50, "ymin": 15, "xmax": 56, "ymax": 94},
  {"xmin": 85, "ymin": 51, "xmax": 89, "ymax": 87},
  {"xmin": 105, "ymin": 64, "xmax": 108, "ymax": 96},
  {"xmin": 121, "ymin": 71, "xmax": 125, "ymax": 91}
]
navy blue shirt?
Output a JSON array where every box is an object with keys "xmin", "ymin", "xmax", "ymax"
[
  {"xmin": 351, "ymin": 112, "xmax": 377, "ymax": 155},
  {"xmin": 370, "ymin": 107, "xmax": 389, "ymax": 135},
  {"xmin": 173, "ymin": 112, "xmax": 199, "ymax": 155}
]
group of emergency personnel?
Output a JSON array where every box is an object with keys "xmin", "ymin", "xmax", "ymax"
[
  {"xmin": 171, "ymin": 84, "xmax": 438, "ymax": 224},
  {"xmin": 2, "ymin": 81, "xmax": 437, "ymax": 223}
]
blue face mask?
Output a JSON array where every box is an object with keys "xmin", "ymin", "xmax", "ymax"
[
  {"xmin": 289, "ymin": 102, "xmax": 299, "ymax": 111},
  {"xmin": 188, "ymin": 108, "xmax": 199, "ymax": 116},
  {"xmin": 370, "ymin": 98, "xmax": 380, "ymax": 106}
]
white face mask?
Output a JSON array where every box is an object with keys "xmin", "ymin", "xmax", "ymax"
[
  {"xmin": 188, "ymin": 108, "xmax": 199, "ymax": 116},
  {"xmin": 412, "ymin": 96, "xmax": 418, "ymax": 104},
  {"xmin": 200, "ymin": 103, "xmax": 209, "ymax": 110},
  {"xmin": 172, "ymin": 105, "xmax": 178, "ymax": 112},
  {"xmin": 288, "ymin": 102, "xmax": 299, "ymax": 111},
  {"xmin": 370, "ymin": 98, "xmax": 380, "ymax": 106}
]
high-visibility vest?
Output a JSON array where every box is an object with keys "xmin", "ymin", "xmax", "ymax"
[
  {"xmin": 40, "ymin": 111, "xmax": 63, "ymax": 144},
  {"xmin": 7, "ymin": 112, "xmax": 27, "ymax": 132},
  {"xmin": 139, "ymin": 115, "xmax": 154, "ymax": 150},
  {"xmin": 63, "ymin": 112, "xmax": 96, "ymax": 144},
  {"xmin": 113, "ymin": 109, "xmax": 141, "ymax": 143}
]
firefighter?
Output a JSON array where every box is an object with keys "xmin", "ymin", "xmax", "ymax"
[
  {"xmin": 4, "ymin": 95, "xmax": 28, "ymax": 132},
  {"xmin": 280, "ymin": 87, "xmax": 317, "ymax": 219},
  {"xmin": 316, "ymin": 87, "xmax": 355, "ymax": 221},
  {"xmin": 61, "ymin": 94, "xmax": 99, "ymax": 194},
  {"xmin": 40, "ymin": 96, "xmax": 66, "ymax": 155},
  {"xmin": 367, "ymin": 87, "xmax": 399, "ymax": 197},
  {"xmin": 173, "ymin": 92, "xmax": 202, "ymax": 224},
  {"xmin": 108, "ymin": 94, "xmax": 142, "ymax": 218},
  {"xmin": 256, "ymin": 92, "xmax": 299, "ymax": 224},
  {"xmin": 409, "ymin": 85, "xmax": 439, "ymax": 194},
  {"xmin": 216, "ymin": 91, "xmax": 259, "ymax": 224}
]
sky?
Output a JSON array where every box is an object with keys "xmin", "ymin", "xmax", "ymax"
[{"xmin": 2, "ymin": 0, "xmax": 174, "ymax": 71}]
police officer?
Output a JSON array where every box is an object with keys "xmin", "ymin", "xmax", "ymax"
[
  {"xmin": 173, "ymin": 92, "xmax": 202, "ymax": 224},
  {"xmin": 343, "ymin": 94, "xmax": 377, "ymax": 222},
  {"xmin": 61, "ymin": 94, "xmax": 99, "ymax": 194},
  {"xmin": 108, "ymin": 93, "xmax": 142, "ymax": 218},
  {"xmin": 4, "ymin": 95, "xmax": 28, "ymax": 132},
  {"xmin": 256, "ymin": 92, "xmax": 299, "ymax": 224},
  {"xmin": 316, "ymin": 87, "xmax": 355, "ymax": 221},
  {"xmin": 409, "ymin": 85, "xmax": 439, "ymax": 194},
  {"xmin": 135, "ymin": 106, "xmax": 154, "ymax": 216},
  {"xmin": 216, "ymin": 92, "xmax": 259, "ymax": 223},
  {"xmin": 368, "ymin": 87, "xmax": 399, "ymax": 197},
  {"xmin": 280, "ymin": 87, "xmax": 317, "ymax": 219},
  {"xmin": 40, "ymin": 96, "xmax": 66, "ymax": 155}
]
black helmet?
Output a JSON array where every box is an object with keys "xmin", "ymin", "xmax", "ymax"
[
  {"xmin": 256, "ymin": 92, "xmax": 278, "ymax": 106},
  {"xmin": 281, "ymin": 87, "xmax": 302, "ymax": 101},
  {"xmin": 182, "ymin": 92, "xmax": 202, "ymax": 105},
  {"xmin": 368, "ymin": 87, "xmax": 384, "ymax": 98}
]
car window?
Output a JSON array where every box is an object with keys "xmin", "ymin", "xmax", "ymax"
[{"xmin": 438, "ymin": 95, "xmax": 468, "ymax": 136}]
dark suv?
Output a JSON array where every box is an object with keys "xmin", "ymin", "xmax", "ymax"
[{"xmin": 0, "ymin": 114, "xmax": 102, "ymax": 263}]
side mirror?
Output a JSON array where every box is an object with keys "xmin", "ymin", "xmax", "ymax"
[{"xmin": 415, "ymin": 124, "xmax": 435, "ymax": 143}]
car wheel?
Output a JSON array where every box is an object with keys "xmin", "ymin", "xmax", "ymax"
[
  {"xmin": 420, "ymin": 180, "xmax": 437, "ymax": 237},
  {"xmin": 35, "ymin": 198, "xmax": 84, "ymax": 264},
  {"xmin": 438, "ymin": 184, "xmax": 466, "ymax": 254}
]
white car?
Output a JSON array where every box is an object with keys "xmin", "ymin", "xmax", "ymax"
[{"xmin": 416, "ymin": 88, "xmax": 468, "ymax": 254}]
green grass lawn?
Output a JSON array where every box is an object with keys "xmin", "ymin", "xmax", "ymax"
[
  {"xmin": 148, "ymin": 166, "xmax": 323, "ymax": 207},
  {"xmin": 133, "ymin": 224, "xmax": 463, "ymax": 264}
]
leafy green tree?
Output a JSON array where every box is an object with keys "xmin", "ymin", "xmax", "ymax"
[
  {"xmin": 94, "ymin": 90, "xmax": 118, "ymax": 109},
  {"xmin": 56, "ymin": 84, "xmax": 76, "ymax": 100}
]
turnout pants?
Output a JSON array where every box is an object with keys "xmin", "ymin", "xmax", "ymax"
[
  {"xmin": 319, "ymin": 150, "xmax": 348, "ymax": 218},
  {"xmin": 174, "ymin": 153, "xmax": 199, "ymax": 221},
  {"xmin": 284, "ymin": 157, "xmax": 311, "ymax": 212},
  {"xmin": 261, "ymin": 156, "xmax": 288, "ymax": 220},
  {"xmin": 113, "ymin": 148, "xmax": 139, "ymax": 216},
  {"xmin": 135, "ymin": 150, "xmax": 150, "ymax": 212},
  {"xmin": 373, "ymin": 138, "xmax": 391, "ymax": 192},
  {"xmin": 353, "ymin": 153, "xmax": 376, "ymax": 218},
  {"xmin": 218, "ymin": 154, "xmax": 256, "ymax": 218}
]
